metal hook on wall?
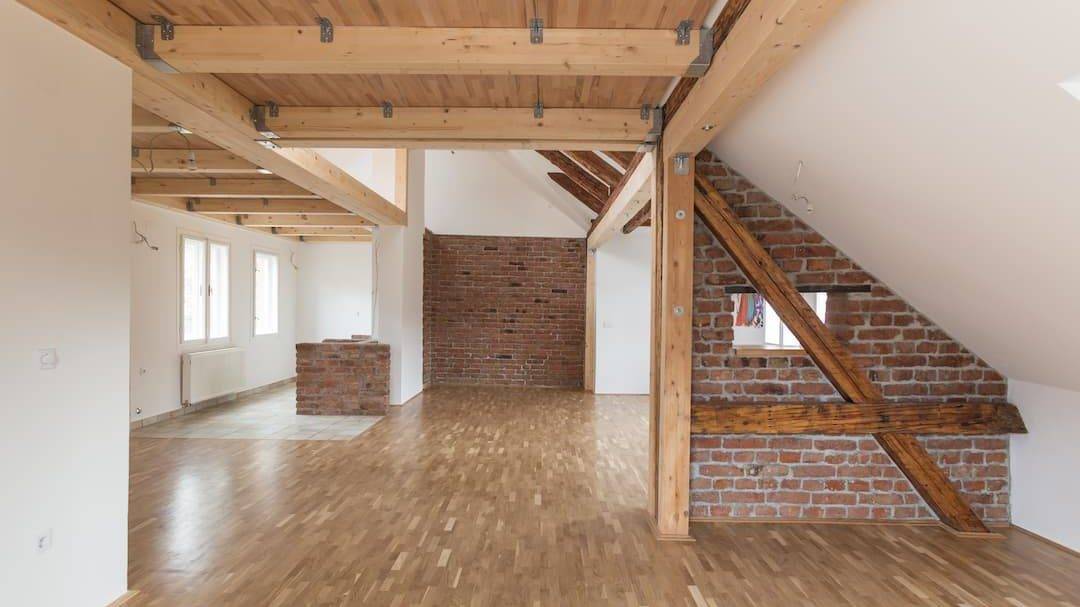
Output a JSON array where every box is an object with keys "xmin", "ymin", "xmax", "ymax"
[
  {"xmin": 792, "ymin": 160, "xmax": 813, "ymax": 214},
  {"xmin": 133, "ymin": 221, "xmax": 159, "ymax": 251}
]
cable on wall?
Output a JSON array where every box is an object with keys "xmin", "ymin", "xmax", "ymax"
[{"xmin": 132, "ymin": 221, "xmax": 159, "ymax": 251}]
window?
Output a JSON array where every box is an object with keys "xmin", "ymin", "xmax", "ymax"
[
  {"xmin": 181, "ymin": 235, "xmax": 230, "ymax": 345},
  {"xmin": 732, "ymin": 292, "xmax": 827, "ymax": 352},
  {"xmin": 253, "ymin": 251, "xmax": 279, "ymax": 336}
]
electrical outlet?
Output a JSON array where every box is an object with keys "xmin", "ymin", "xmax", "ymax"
[
  {"xmin": 36, "ymin": 529, "xmax": 52, "ymax": 553},
  {"xmin": 37, "ymin": 348, "xmax": 58, "ymax": 370}
]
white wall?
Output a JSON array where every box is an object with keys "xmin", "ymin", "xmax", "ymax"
[
  {"xmin": 297, "ymin": 242, "xmax": 373, "ymax": 342},
  {"xmin": 708, "ymin": 0, "xmax": 1080, "ymax": 391},
  {"xmin": 1010, "ymin": 379, "xmax": 1080, "ymax": 552},
  {"xmin": 374, "ymin": 150, "xmax": 426, "ymax": 404},
  {"xmin": 425, "ymin": 150, "xmax": 591, "ymax": 236},
  {"xmin": 315, "ymin": 148, "xmax": 397, "ymax": 203},
  {"xmin": 595, "ymin": 228, "xmax": 652, "ymax": 394},
  {"xmin": 0, "ymin": 2, "xmax": 130, "ymax": 605},
  {"xmin": 130, "ymin": 203, "xmax": 300, "ymax": 422}
]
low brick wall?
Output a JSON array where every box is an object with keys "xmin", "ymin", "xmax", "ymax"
[{"xmin": 296, "ymin": 338, "xmax": 390, "ymax": 415}]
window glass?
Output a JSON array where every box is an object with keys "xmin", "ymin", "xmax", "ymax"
[
  {"xmin": 208, "ymin": 242, "xmax": 229, "ymax": 340},
  {"xmin": 182, "ymin": 236, "xmax": 206, "ymax": 342},
  {"xmin": 254, "ymin": 252, "xmax": 279, "ymax": 336}
]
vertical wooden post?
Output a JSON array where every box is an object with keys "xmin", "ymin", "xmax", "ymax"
[
  {"xmin": 647, "ymin": 158, "xmax": 663, "ymax": 521},
  {"xmin": 651, "ymin": 150, "xmax": 695, "ymax": 540},
  {"xmin": 584, "ymin": 248, "xmax": 597, "ymax": 392},
  {"xmin": 394, "ymin": 148, "xmax": 408, "ymax": 211}
]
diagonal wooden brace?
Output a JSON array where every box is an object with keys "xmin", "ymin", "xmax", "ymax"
[{"xmin": 692, "ymin": 173, "xmax": 991, "ymax": 535}]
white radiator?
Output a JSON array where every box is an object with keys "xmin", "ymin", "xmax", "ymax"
[{"xmin": 181, "ymin": 348, "xmax": 245, "ymax": 406}]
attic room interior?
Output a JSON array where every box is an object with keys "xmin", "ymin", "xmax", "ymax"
[{"xmin": 4, "ymin": 0, "xmax": 1080, "ymax": 605}]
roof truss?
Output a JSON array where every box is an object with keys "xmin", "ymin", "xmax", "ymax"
[{"xmin": 137, "ymin": 24, "xmax": 709, "ymax": 77}]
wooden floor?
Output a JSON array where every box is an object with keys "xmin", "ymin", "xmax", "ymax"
[{"xmin": 128, "ymin": 386, "xmax": 1080, "ymax": 606}]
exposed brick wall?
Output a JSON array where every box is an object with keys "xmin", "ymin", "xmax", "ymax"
[
  {"xmin": 296, "ymin": 339, "xmax": 390, "ymax": 415},
  {"xmin": 690, "ymin": 153, "xmax": 1010, "ymax": 523},
  {"xmin": 423, "ymin": 233, "xmax": 586, "ymax": 388}
]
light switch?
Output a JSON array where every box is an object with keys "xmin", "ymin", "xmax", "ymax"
[{"xmin": 37, "ymin": 348, "xmax": 58, "ymax": 370}]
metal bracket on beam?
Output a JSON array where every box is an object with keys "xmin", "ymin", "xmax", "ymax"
[
  {"xmin": 675, "ymin": 20, "xmax": 692, "ymax": 45},
  {"xmin": 673, "ymin": 153, "xmax": 690, "ymax": 175},
  {"xmin": 644, "ymin": 106, "xmax": 663, "ymax": 144},
  {"xmin": 686, "ymin": 26, "xmax": 713, "ymax": 77},
  {"xmin": 131, "ymin": 147, "xmax": 140, "ymax": 158},
  {"xmin": 250, "ymin": 104, "xmax": 279, "ymax": 139},
  {"xmin": 382, "ymin": 101, "xmax": 393, "ymax": 118},
  {"xmin": 534, "ymin": 100, "xmax": 544, "ymax": 119},
  {"xmin": 530, "ymin": 18, "xmax": 544, "ymax": 44},
  {"xmin": 640, "ymin": 104, "xmax": 651, "ymax": 121},
  {"xmin": 318, "ymin": 17, "xmax": 334, "ymax": 43},
  {"xmin": 186, "ymin": 198, "xmax": 197, "ymax": 212},
  {"xmin": 134, "ymin": 16, "xmax": 179, "ymax": 73}
]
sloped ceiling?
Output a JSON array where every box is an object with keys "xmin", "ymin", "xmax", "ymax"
[{"xmin": 709, "ymin": 0, "xmax": 1080, "ymax": 391}]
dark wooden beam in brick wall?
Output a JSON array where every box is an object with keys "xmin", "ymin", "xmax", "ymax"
[
  {"xmin": 691, "ymin": 401, "xmax": 1027, "ymax": 436},
  {"xmin": 693, "ymin": 174, "xmax": 996, "ymax": 535}
]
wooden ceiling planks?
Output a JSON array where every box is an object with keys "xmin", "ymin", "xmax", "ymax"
[{"xmin": 115, "ymin": 0, "xmax": 710, "ymax": 109}]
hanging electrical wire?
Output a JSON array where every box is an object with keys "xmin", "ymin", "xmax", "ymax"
[
  {"xmin": 133, "ymin": 127, "xmax": 196, "ymax": 175},
  {"xmin": 132, "ymin": 221, "xmax": 159, "ymax": 251}
]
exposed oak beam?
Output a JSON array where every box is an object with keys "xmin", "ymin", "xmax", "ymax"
[
  {"xmin": 134, "ymin": 198, "xmax": 350, "ymax": 215},
  {"xmin": 693, "ymin": 174, "xmax": 990, "ymax": 535},
  {"xmin": 691, "ymin": 401, "xmax": 1027, "ymax": 436},
  {"xmin": 536, "ymin": 151, "xmax": 610, "ymax": 203},
  {"xmin": 132, "ymin": 178, "xmax": 317, "ymax": 199},
  {"xmin": 263, "ymin": 107, "xmax": 649, "ymax": 150},
  {"xmin": 588, "ymin": 152, "xmax": 653, "ymax": 249},
  {"xmin": 18, "ymin": 0, "xmax": 404, "ymax": 225},
  {"xmin": 653, "ymin": 152, "xmax": 695, "ymax": 540},
  {"xmin": 131, "ymin": 149, "xmax": 261, "ymax": 174},
  {"xmin": 296, "ymin": 235, "xmax": 373, "ymax": 243},
  {"xmin": 565, "ymin": 151, "xmax": 623, "ymax": 188},
  {"xmin": 604, "ymin": 151, "xmax": 636, "ymax": 170},
  {"xmin": 547, "ymin": 173, "xmax": 604, "ymax": 214},
  {"xmin": 663, "ymin": 0, "xmax": 846, "ymax": 159},
  {"xmin": 267, "ymin": 227, "xmax": 371, "ymax": 237},
  {"xmin": 623, "ymin": 204, "xmax": 652, "ymax": 233},
  {"xmin": 663, "ymin": 0, "xmax": 752, "ymax": 124},
  {"xmin": 144, "ymin": 25, "xmax": 704, "ymax": 77},
  {"xmin": 132, "ymin": 104, "xmax": 175, "ymax": 134},
  {"xmin": 272, "ymin": 139, "xmax": 642, "ymax": 152},
  {"xmin": 232, "ymin": 214, "xmax": 372, "ymax": 228}
]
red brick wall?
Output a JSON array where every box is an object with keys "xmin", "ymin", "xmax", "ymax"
[
  {"xmin": 690, "ymin": 153, "xmax": 1010, "ymax": 523},
  {"xmin": 296, "ymin": 339, "xmax": 390, "ymax": 415},
  {"xmin": 423, "ymin": 233, "xmax": 586, "ymax": 388}
]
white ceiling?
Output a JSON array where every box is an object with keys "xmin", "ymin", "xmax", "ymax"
[{"xmin": 709, "ymin": 0, "xmax": 1080, "ymax": 391}]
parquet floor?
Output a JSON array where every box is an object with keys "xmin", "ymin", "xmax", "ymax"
[{"xmin": 128, "ymin": 386, "xmax": 1080, "ymax": 606}]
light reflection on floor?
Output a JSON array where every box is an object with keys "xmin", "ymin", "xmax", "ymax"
[{"xmin": 131, "ymin": 383, "xmax": 382, "ymax": 441}]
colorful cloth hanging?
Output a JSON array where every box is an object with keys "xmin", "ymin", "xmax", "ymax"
[{"xmin": 733, "ymin": 293, "xmax": 764, "ymax": 327}]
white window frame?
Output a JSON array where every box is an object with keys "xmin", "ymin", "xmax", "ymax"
[
  {"xmin": 178, "ymin": 231, "xmax": 231, "ymax": 350},
  {"xmin": 252, "ymin": 249, "xmax": 280, "ymax": 337},
  {"xmin": 763, "ymin": 292, "xmax": 828, "ymax": 349}
]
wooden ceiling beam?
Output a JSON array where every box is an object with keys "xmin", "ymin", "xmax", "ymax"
[
  {"xmin": 132, "ymin": 178, "xmax": 318, "ymax": 199},
  {"xmin": 587, "ymin": 152, "xmax": 654, "ymax": 249},
  {"xmin": 132, "ymin": 104, "xmax": 175, "ymax": 134},
  {"xmin": 603, "ymin": 151, "xmax": 636, "ymax": 170},
  {"xmin": 266, "ymin": 227, "xmax": 371, "ymax": 237},
  {"xmin": 547, "ymin": 173, "xmax": 604, "ymax": 214},
  {"xmin": 135, "ymin": 198, "xmax": 351, "ymax": 215},
  {"xmin": 692, "ymin": 401, "xmax": 1027, "ymax": 436},
  {"xmin": 693, "ymin": 174, "xmax": 993, "ymax": 535},
  {"xmin": 142, "ymin": 25, "xmax": 705, "ymax": 77},
  {"xmin": 18, "ymin": 0, "xmax": 404, "ymax": 225},
  {"xmin": 293, "ymin": 235, "xmax": 373, "ymax": 243},
  {"xmin": 536, "ymin": 151, "xmax": 610, "ymax": 203},
  {"xmin": 662, "ymin": 0, "xmax": 846, "ymax": 159},
  {"xmin": 622, "ymin": 204, "xmax": 652, "ymax": 233},
  {"xmin": 131, "ymin": 149, "xmax": 262, "ymax": 174},
  {"xmin": 261, "ymin": 107, "xmax": 650, "ymax": 149},
  {"xmin": 274, "ymin": 139, "xmax": 643, "ymax": 152},
  {"xmin": 231, "ymin": 214, "xmax": 372, "ymax": 228},
  {"xmin": 565, "ymin": 151, "xmax": 623, "ymax": 188}
]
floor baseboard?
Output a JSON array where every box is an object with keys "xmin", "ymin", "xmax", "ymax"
[
  {"xmin": 130, "ymin": 376, "xmax": 297, "ymax": 430},
  {"xmin": 1011, "ymin": 524, "xmax": 1080, "ymax": 557},
  {"xmin": 105, "ymin": 590, "xmax": 138, "ymax": 607}
]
